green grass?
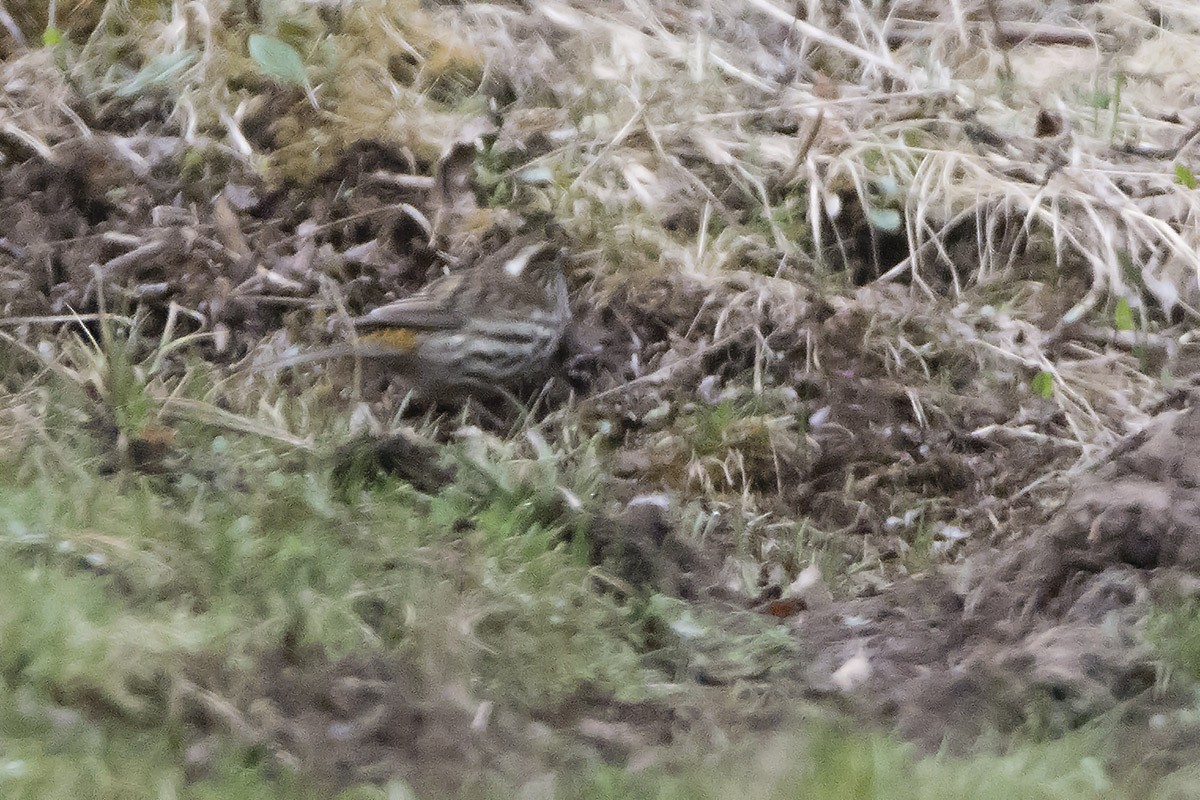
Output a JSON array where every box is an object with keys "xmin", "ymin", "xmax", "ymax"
[
  {"xmin": 0, "ymin": 347, "xmax": 658, "ymax": 796},
  {"xmin": 569, "ymin": 722, "xmax": 1118, "ymax": 800},
  {"xmin": 1147, "ymin": 597, "xmax": 1200, "ymax": 689},
  {"xmin": 0, "ymin": 400, "xmax": 1181, "ymax": 797}
]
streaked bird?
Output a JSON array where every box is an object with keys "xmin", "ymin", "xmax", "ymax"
[{"xmin": 265, "ymin": 239, "xmax": 572, "ymax": 403}]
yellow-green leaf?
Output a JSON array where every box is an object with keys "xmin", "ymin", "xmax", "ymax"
[
  {"xmin": 1114, "ymin": 297, "xmax": 1134, "ymax": 332},
  {"xmin": 1030, "ymin": 371, "xmax": 1054, "ymax": 399},
  {"xmin": 42, "ymin": 25, "xmax": 62, "ymax": 46},
  {"xmin": 1175, "ymin": 164, "xmax": 1198, "ymax": 190}
]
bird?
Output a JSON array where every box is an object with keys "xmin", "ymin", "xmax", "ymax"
[{"xmin": 265, "ymin": 238, "xmax": 572, "ymax": 404}]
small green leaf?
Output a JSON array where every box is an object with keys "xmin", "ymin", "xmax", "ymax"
[
  {"xmin": 866, "ymin": 207, "xmax": 902, "ymax": 232},
  {"xmin": 1114, "ymin": 297, "xmax": 1134, "ymax": 332},
  {"xmin": 1030, "ymin": 371, "xmax": 1054, "ymax": 399},
  {"xmin": 42, "ymin": 25, "xmax": 62, "ymax": 46},
  {"xmin": 115, "ymin": 50, "xmax": 199, "ymax": 98},
  {"xmin": 248, "ymin": 33, "xmax": 307, "ymax": 87},
  {"xmin": 1175, "ymin": 163, "xmax": 1198, "ymax": 190}
]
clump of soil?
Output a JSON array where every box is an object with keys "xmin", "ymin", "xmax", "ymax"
[{"xmin": 176, "ymin": 646, "xmax": 516, "ymax": 795}]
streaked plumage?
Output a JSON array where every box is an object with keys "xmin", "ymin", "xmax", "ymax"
[{"xmin": 268, "ymin": 239, "xmax": 572, "ymax": 402}]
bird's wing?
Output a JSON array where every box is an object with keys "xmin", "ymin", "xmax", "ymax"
[
  {"xmin": 352, "ymin": 272, "xmax": 466, "ymax": 331},
  {"xmin": 353, "ymin": 240, "xmax": 558, "ymax": 330}
]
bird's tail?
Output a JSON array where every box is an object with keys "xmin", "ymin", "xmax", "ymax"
[
  {"xmin": 253, "ymin": 342, "xmax": 372, "ymax": 372},
  {"xmin": 250, "ymin": 331, "xmax": 422, "ymax": 373}
]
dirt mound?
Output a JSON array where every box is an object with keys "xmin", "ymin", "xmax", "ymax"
[{"xmin": 792, "ymin": 401, "xmax": 1200, "ymax": 753}]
